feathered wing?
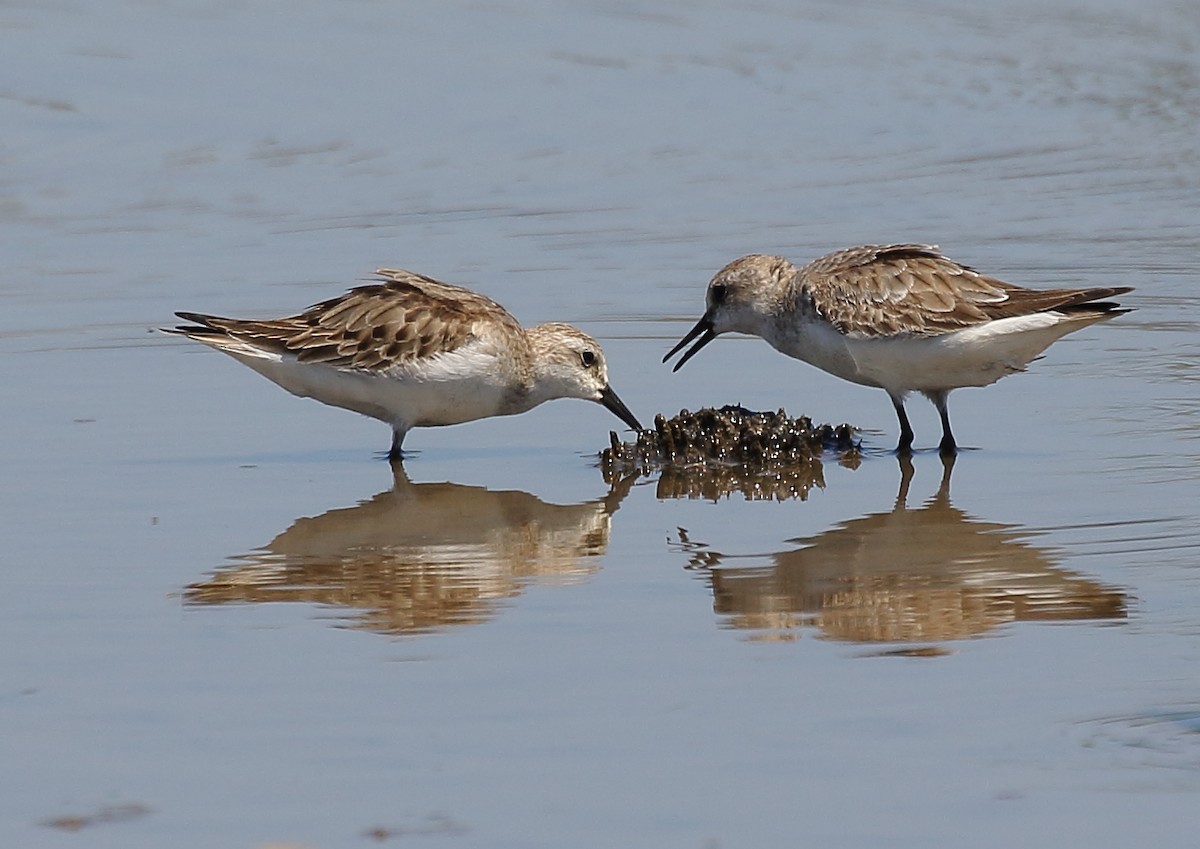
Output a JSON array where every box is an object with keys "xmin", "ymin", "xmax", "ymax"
[
  {"xmin": 171, "ymin": 269, "xmax": 523, "ymax": 371},
  {"xmin": 801, "ymin": 244, "xmax": 1132, "ymax": 338}
]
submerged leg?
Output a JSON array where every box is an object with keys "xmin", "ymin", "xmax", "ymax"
[
  {"xmin": 894, "ymin": 452, "xmax": 916, "ymax": 507},
  {"xmin": 890, "ymin": 393, "xmax": 915, "ymax": 455},
  {"xmin": 387, "ymin": 428, "xmax": 408, "ymax": 463},
  {"xmin": 926, "ymin": 390, "xmax": 957, "ymax": 456},
  {"xmin": 936, "ymin": 450, "xmax": 956, "ymax": 498}
]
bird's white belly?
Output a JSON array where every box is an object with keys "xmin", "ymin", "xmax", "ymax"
[
  {"xmin": 774, "ymin": 313, "xmax": 1076, "ymax": 393},
  {"xmin": 227, "ymin": 347, "xmax": 522, "ymax": 429}
]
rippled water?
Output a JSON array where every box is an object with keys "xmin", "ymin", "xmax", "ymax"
[{"xmin": 3, "ymin": 0, "xmax": 1199, "ymax": 846}]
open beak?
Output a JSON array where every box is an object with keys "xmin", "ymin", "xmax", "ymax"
[
  {"xmin": 598, "ymin": 385, "xmax": 643, "ymax": 432},
  {"xmin": 662, "ymin": 314, "xmax": 716, "ymax": 372}
]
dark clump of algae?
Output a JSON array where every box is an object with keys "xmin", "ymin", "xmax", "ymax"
[{"xmin": 600, "ymin": 405, "xmax": 860, "ymax": 502}]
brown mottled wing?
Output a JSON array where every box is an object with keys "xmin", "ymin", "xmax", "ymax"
[
  {"xmin": 800, "ymin": 244, "xmax": 1131, "ymax": 338},
  {"xmin": 177, "ymin": 269, "xmax": 518, "ymax": 370}
]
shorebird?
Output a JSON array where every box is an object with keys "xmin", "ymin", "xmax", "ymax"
[
  {"xmin": 167, "ymin": 268, "xmax": 643, "ymax": 459},
  {"xmin": 664, "ymin": 244, "xmax": 1132, "ymax": 455}
]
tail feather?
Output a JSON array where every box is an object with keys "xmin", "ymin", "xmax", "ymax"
[
  {"xmin": 162, "ymin": 311, "xmax": 283, "ymax": 361},
  {"xmin": 1060, "ymin": 301, "xmax": 1130, "ymax": 314},
  {"xmin": 175, "ymin": 310, "xmax": 222, "ymax": 326},
  {"xmin": 162, "ymin": 311, "xmax": 232, "ymax": 337},
  {"xmin": 989, "ymin": 284, "xmax": 1133, "ymax": 320},
  {"xmin": 1046, "ymin": 287, "xmax": 1133, "ymax": 323}
]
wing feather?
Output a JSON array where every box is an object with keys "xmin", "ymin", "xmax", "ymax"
[
  {"xmin": 801, "ymin": 245, "xmax": 1131, "ymax": 337},
  {"xmin": 172, "ymin": 269, "xmax": 522, "ymax": 371}
]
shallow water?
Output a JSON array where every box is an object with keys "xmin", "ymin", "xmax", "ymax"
[{"xmin": 3, "ymin": 0, "xmax": 1200, "ymax": 846}]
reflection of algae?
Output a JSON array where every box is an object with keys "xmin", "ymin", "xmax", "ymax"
[
  {"xmin": 675, "ymin": 456, "xmax": 1128, "ymax": 644},
  {"xmin": 651, "ymin": 464, "xmax": 827, "ymax": 502},
  {"xmin": 184, "ymin": 465, "xmax": 632, "ymax": 635},
  {"xmin": 601, "ymin": 405, "xmax": 859, "ymax": 501}
]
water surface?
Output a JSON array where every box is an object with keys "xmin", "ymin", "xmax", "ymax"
[{"xmin": 3, "ymin": 1, "xmax": 1199, "ymax": 846}]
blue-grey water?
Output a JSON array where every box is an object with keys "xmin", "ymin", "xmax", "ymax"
[{"xmin": 3, "ymin": 1, "xmax": 1199, "ymax": 846}]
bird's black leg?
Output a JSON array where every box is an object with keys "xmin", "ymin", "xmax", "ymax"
[
  {"xmin": 890, "ymin": 393, "xmax": 915, "ymax": 455},
  {"xmin": 387, "ymin": 429, "xmax": 407, "ymax": 463},
  {"xmin": 927, "ymin": 390, "xmax": 957, "ymax": 456}
]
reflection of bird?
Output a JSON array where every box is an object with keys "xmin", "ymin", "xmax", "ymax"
[
  {"xmin": 166, "ymin": 268, "xmax": 642, "ymax": 459},
  {"xmin": 185, "ymin": 465, "xmax": 634, "ymax": 635},
  {"xmin": 665, "ymin": 245, "xmax": 1132, "ymax": 454},
  {"xmin": 681, "ymin": 456, "xmax": 1126, "ymax": 643}
]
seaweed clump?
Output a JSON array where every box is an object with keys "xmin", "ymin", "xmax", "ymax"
[{"xmin": 600, "ymin": 405, "xmax": 859, "ymax": 501}]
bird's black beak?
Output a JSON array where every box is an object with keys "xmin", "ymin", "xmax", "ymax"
[
  {"xmin": 598, "ymin": 385, "xmax": 643, "ymax": 432},
  {"xmin": 662, "ymin": 314, "xmax": 716, "ymax": 372}
]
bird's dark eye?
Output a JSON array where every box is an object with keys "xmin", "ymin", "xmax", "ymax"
[
  {"xmin": 710, "ymin": 283, "xmax": 727, "ymax": 304},
  {"xmin": 580, "ymin": 350, "xmax": 596, "ymax": 368}
]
